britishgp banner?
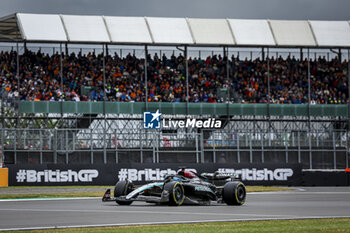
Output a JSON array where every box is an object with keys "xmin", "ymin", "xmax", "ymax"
[{"xmin": 7, "ymin": 163, "xmax": 302, "ymax": 186}]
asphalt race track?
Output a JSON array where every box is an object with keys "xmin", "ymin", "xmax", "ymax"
[{"xmin": 0, "ymin": 187, "xmax": 349, "ymax": 231}]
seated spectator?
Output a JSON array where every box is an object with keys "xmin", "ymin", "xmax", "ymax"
[{"xmin": 0, "ymin": 50, "xmax": 348, "ymax": 104}]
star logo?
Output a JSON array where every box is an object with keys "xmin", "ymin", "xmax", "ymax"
[
  {"xmin": 143, "ymin": 109, "xmax": 162, "ymax": 129},
  {"xmin": 150, "ymin": 110, "xmax": 161, "ymax": 122}
]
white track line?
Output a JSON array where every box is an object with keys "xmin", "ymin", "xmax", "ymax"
[
  {"xmin": 0, "ymin": 216, "xmax": 349, "ymax": 232},
  {"xmin": 0, "ymin": 207, "xmax": 299, "ymax": 218},
  {"xmin": 248, "ymin": 191, "xmax": 350, "ymax": 195},
  {"xmin": 0, "ymin": 197, "xmax": 100, "ymax": 202}
]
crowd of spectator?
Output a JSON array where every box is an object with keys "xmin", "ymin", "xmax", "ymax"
[{"xmin": 0, "ymin": 49, "xmax": 349, "ymax": 104}]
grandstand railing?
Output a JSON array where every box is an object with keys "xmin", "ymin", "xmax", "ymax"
[
  {"xmin": 19, "ymin": 101, "xmax": 349, "ymax": 117},
  {"xmin": 0, "ymin": 45, "xmax": 345, "ymax": 62}
]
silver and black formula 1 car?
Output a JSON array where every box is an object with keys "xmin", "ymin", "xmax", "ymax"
[{"xmin": 102, "ymin": 168, "xmax": 246, "ymax": 206}]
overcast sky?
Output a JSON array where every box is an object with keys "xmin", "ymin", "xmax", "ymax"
[{"xmin": 0, "ymin": 0, "xmax": 349, "ymax": 20}]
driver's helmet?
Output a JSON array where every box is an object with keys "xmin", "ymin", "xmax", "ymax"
[{"xmin": 178, "ymin": 170, "xmax": 197, "ymax": 178}]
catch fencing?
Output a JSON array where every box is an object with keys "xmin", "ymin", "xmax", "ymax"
[{"xmin": 1, "ymin": 128, "xmax": 348, "ymax": 170}]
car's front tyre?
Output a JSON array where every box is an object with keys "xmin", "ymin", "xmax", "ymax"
[
  {"xmin": 114, "ymin": 180, "xmax": 134, "ymax": 205},
  {"xmin": 163, "ymin": 181, "xmax": 185, "ymax": 206}
]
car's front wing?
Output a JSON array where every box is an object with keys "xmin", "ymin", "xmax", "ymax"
[{"xmin": 102, "ymin": 189, "xmax": 170, "ymax": 204}]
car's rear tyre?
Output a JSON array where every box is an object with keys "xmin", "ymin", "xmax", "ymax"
[
  {"xmin": 223, "ymin": 181, "xmax": 246, "ymax": 206},
  {"xmin": 164, "ymin": 181, "xmax": 185, "ymax": 206},
  {"xmin": 114, "ymin": 180, "xmax": 134, "ymax": 205}
]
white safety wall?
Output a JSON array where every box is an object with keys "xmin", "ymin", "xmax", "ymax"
[
  {"xmin": 146, "ymin": 17, "xmax": 193, "ymax": 44},
  {"xmin": 17, "ymin": 13, "xmax": 67, "ymax": 42},
  {"xmin": 61, "ymin": 15, "xmax": 110, "ymax": 42},
  {"xmin": 228, "ymin": 19, "xmax": 275, "ymax": 46},
  {"xmin": 187, "ymin": 18, "xmax": 234, "ymax": 45},
  {"xmin": 104, "ymin": 16, "xmax": 152, "ymax": 44},
  {"xmin": 309, "ymin": 21, "xmax": 350, "ymax": 47},
  {"xmin": 269, "ymin": 20, "xmax": 316, "ymax": 46}
]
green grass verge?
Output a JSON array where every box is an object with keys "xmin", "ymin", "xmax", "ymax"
[
  {"xmin": 0, "ymin": 186, "xmax": 293, "ymax": 199},
  {"xmin": 8, "ymin": 218, "xmax": 350, "ymax": 233}
]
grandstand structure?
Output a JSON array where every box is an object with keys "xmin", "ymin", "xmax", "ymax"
[{"xmin": 0, "ymin": 13, "xmax": 349, "ymax": 169}]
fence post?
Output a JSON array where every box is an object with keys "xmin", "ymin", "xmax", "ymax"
[
  {"xmin": 267, "ymin": 48, "xmax": 271, "ymax": 131},
  {"xmin": 16, "ymin": 41, "xmax": 19, "ymax": 95},
  {"xmin": 14, "ymin": 130, "xmax": 17, "ymax": 164},
  {"xmin": 103, "ymin": 124, "xmax": 107, "ymax": 164},
  {"xmin": 54, "ymin": 129, "xmax": 57, "ymax": 164},
  {"xmin": 90, "ymin": 129, "xmax": 93, "ymax": 164},
  {"xmin": 185, "ymin": 46, "xmax": 189, "ymax": 114},
  {"xmin": 307, "ymin": 49, "xmax": 311, "ymax": 131},
  {"xmin": 261, "ymin": 132, "xmax": 264, "ymax": 163},
  {"xmin": 195, "ymin": 132, "xmax": 199, "ymax": 163},
  {"xmin": 333, "ymin": 131, "xmax": 336, "ymax": 169},
  {"xmin": 249, "ymin": 131, "xmax": 253, "ymax": 163},
  {"xmin": 115, "ymin": 129, "xmax": 118, "ymax": 163},
  {"xmin": 200, "ymin": 130, "xmax": 204, "ymax": 163},
  {"xmin": 152, "ymin": 133, "xmax": 156, "ymax": 163},
  {"xmin": 298, "ymin": 131, "xmax": 301, "ymax": 163},
  {"xmin": 309, "ymin": 132, "xmax": 312, "ymax": 169},
  {"xmin": 39, "ymin": 130, "xmax": 43, "ymax": 164},
  {"xmin": 347, "ymin": 131, "xmax": 349, "ymax": 169},
  {"xmin": 157, "ymin": 132, "xmax": 160, "ymax": 163},
  {"xmin": 0, "ymin": 128, "xmax": 3, "ymax": 164},
  {"xmin": 237, "ymin": 133, "xmax": 240, "ymax": 163},
  {"xmin": 140, "ymin": 129, "xmax": 143, "ymax": 163},
  {"xmin": 72, "ymin": 131, "xmax": 76, "ymax": 152},
  {"xmin": 145, "ymin": 45, "xmax": 148, "ymax": 109},
  {"xmin": 65, "ymin": 130, "xmax": 68, "ymax": 164},
  {"xmin": 285, "ymin": 131, "xmax": 288, "ymax": 164},
  {"xmin": 213, "ymin": 133, "xmax": 216, "ymax": 163},
  {"xmin": 261, "ymin": 47, "xmax": 265, "ymax": 61}
]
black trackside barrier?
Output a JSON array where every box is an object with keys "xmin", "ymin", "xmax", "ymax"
[
  {"xmin": 7, "ymin": 163, "xmax": 303, "ymax": 186},
  {"xmin": 302, "ymin": 170, "xmax": 349, "ymax": 186}
]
